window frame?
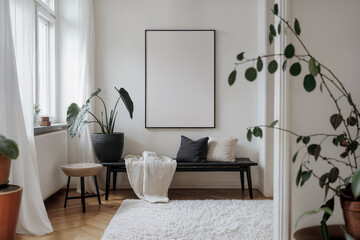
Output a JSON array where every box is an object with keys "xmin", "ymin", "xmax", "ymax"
[{"xmin": 34, "ymin": 0, "xmax": 58, "ymax": 123}]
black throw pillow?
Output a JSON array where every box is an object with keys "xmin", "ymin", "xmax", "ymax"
[{"xmin": 176, "ymin": 136, "xmax": 209, "ymax": 162}]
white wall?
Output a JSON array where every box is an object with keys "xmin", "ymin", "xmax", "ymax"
[
  {"xmin": 289, "ymin": 0, "xmax": 360, "ymax": 231},
  {"xmin": 93, "ymin": 0, "xmax": 263, "ymax": 190}
]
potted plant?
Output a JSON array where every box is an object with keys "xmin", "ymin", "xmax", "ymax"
[
  {"xmin": 67, "ymin": 87, "xmax": 134, "ymax": 162},
  {"xmin": 0, "ymin": 135, "xmax": 19, "ymax": 186},
  {"xmin": 228, "ymin": 4, "xmax": 360, "ymax": 239}
]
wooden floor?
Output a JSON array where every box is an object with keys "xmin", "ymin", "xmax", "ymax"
[{"xmin": 15, "ymin": 188, "xmax": 271, "ymax": 240}]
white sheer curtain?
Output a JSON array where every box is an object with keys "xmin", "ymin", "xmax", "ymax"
[
  {"xmin": 0, "ymin": 0, "xmax": 53, "ymax": 236},
  {"xmin": 75, "ymin": 0, "xmax": 103, "ymax": 194}
]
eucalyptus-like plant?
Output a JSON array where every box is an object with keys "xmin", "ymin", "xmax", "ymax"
[
  {"xmin": 67, "ymin": 87, "xmax": 134, "ymax": 137},
  {"xmin": 0, "ymin": 135, "xmax": 19, "ymax": 160},
  {"xmin": 229, "ymin": 3, "xmax": 360, "ymax": 239}
]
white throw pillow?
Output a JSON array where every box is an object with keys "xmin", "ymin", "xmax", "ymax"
[{"xmin": 206, "ymin": 137, "xmax": 238, "ymax": 162}]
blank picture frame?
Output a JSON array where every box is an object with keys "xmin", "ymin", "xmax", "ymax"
[{"xmin": 145, "ymin": 30, "xmax": 215, "ymax": 128}]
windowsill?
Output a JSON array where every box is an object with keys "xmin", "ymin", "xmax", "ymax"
[{"xmin": 34, "ymin": 123, "xmax": 67, "ymax": 136}]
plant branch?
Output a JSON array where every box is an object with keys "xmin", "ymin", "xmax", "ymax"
[
  {"xmin": 96, "ymin": 95, "xmax": 109, "ymax": 132},
  {"xmin": 248, "ymin": 125, "xmax": 338, "ymax": 138}
]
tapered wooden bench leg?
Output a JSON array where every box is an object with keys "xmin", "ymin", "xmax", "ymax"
[
  {"xmin": 80, "ymin": 177, "xmax": 85, "ymax": 212},
  {"xmin": 64, "ymin": 176, "xmax": 71, "ymax": 208},
  {"xmin": 94, "ymin": 176, "xmax": 101, "ymax": 204},
  {"xmin": 246, "ymin": 166, "xmax": 253, "ymax": 199},
  {"xmin": 240, "ymin": 170, "xmax": 245, "ymax": 191}
]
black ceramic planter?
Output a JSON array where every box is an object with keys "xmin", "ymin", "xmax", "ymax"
[{"xmin": 92, "ymin": 132, "xmax": 124, "ymax": 162}]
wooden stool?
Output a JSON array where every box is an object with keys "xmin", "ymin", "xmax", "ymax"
[{"xmin": 61, "ymin": 163, "xmax": 103, "ymax": 212}]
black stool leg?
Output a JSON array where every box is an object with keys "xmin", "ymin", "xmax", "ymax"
[
  {"xmin": 246, "ymin": 166, "xmax": 253, "ymax": 199},
  {"xmin": 105, "ymin": 167, "xmax": 110, "ymax": 200},
  {"xmin": 64, "ymin": 176, "xmax": 71, "ymax": 208},
  {"xmin": 94, "ymin": 176, "xmax": 101, "ymax": 205},
  {"xmin": 113, "ymin": 171, "xmax": 117, "ymax": 191},
  {"xmin": 80, "ymin": 177, "xmax": 86, "ymax": 212},
  {"xmin": 240, "ymin": 170, "xmax": 245, "ymax": 191}
]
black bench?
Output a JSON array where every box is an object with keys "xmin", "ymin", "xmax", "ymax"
[{"xmin": 102, "ymin": 158, "xmax": 257, "ymax": 200}]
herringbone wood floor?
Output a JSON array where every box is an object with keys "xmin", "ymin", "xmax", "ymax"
[{"xmin": 15, "ymin": 188, "xmax": 270, "ymax": 240}]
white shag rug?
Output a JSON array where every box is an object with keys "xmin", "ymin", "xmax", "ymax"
[{"xmin": 102, "ymin": 199, "xmax": 273, "ymax": 240}]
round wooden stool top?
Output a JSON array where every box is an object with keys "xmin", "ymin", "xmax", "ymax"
[{"xmin": 61, "ymin": 163, "xmax": 103, "ymax": 177}]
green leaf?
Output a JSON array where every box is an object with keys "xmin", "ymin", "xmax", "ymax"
[
  {"xmin": 282, "ymin": 60, "xmax": 288, "ymax": 72},
  {"xmin": 300, "ymin": 171, "xmax": 311, "ymax": 186},
  {"xmin": 349, "ymin": 141, "xmax": 358, "ymax": 154},
  {"xmin": 247, "ymin": 129, "xmax": 252, "ymax": 142},
  {"xmin": 294, "ymin": 18, "xmax": 301, "ymax": 35},
  {"xmin": 296, "ymin": 165, "xmax": 302, "ymax": 187},
  {"xmin": 277, "ymin": 23, "xmax": 281, "ymax": 34},
  {"xmin": 292, "ymin": 151, "xmax": 299, "ymax": 163},
  {"xmin": 352, "ymin": 168, "xmax": 360, "ymax": 198},
  {"xmin": 295, "ymin": 207, "xmax": 332, "ymax": 227},
  {"xmin": 118, "ymin": 88, "xmax": 134, "ymax": 119},
  {"xmin": 284, "ymin": 44, "xmax": 295, "ymax": 59},
  {"xmin": 296, "ymin": 136, "xmax": 303, "ymax": 144},
  {"xmin": 253, "ymin": 127, "xmax": 263, "ymax": 138},
  {"xmin": 321, "ymin": 220, "xmax": 329, "ymax": 240},
  {"xmin": 268, "ymin": 60, "xmax": 278, "ymax": 74},
  {"xmin": 228, "ymin": 70, "xmax": 237, "ymax": 86},
  {"xmin": 257, "ymin": 57, "xmax": 263, "ymax": 71},
  {"xmin": 269, "ymin": 33, "xmax": 274, "ymax": 45},
  {"xmin": 245, "ymin": 67, "xmax": 257, "ymax": 81},
  {"xmin": 333, "ymin": 134, "xmax": 345, "ymax": 146},
  {"xmin": 344, "ymin": 231, "xmax": 356, "ymax": 240},
  {"xmin": 324, "ymin": 184, "xmax": 330, "ymax": 201},
  {"xmin": 309, "ymin": 58, "xmax": 318, "ymax": 77},
  {"xmin": 269, "ymin": 120, "xmax": 278, "ymax": 128},
  {"xmin": 303, "ymin": 74, "xmax": 316, "ymax": 92},
  {"xmin": 319, "ymin": 173, "xmax": 328, "ymax": 188},
  {"xmin": 320, "ymin": 83, "xmax": 323, "ymax": 93},
  {"xmin": 290, "ymin": 62, "xmax": 302, "ymax": 76},
  {"xmin": 0, "ymin": 135, "xmax": 19, "ymax": 160},
  {"xmin": 270, "ymin": 24, "xmax": 276, "ymax": 36},
  {"xmin": 274, "ymin": 3, "xmax": 279, "ymax": 15},
  {"xmin": 302, "ymin": 136, "xmax": 310, "ymax": 145},
  {"xmin": 86, "ymin": 88, "xmax": 101, "ymax": 104},
  {"xmin": 237, "ymin": 52, "xmax": 244, "ymax": 61},
  {"xmin": 307, "ymin": 144, "xmax": 321, "ymax": 160},
  {"xmin": 322, "ymin": 197, "xmax": 334, "ymax": 222},
  {"xmin": 66, "ymin": 103, "xmax": 90, "ymax": 138},
  {"xmin": 345, "ymin": 176, "xmax": 351, "ymax": 185},
  {"xmin": 330, "ymin": 114, "xmax": 343, "ymax": 130},
  {"xmin": 328, "ymin": 167, "xmax": 339, "ymax": 183}
]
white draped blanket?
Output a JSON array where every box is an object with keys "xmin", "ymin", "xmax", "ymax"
[{"xmin": 124, "ymin": 151, "xmax": 177, "ymax": 203}]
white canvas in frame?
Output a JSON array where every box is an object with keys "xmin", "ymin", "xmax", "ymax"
[{"xmin": 145, "ymin": 30, "xmax": 215, "ymax": 128}]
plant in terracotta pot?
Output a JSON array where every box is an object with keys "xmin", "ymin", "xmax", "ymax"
[
  {"xmin": 67, "ymin": 87, "xmax": 134, "ymax": 162},
  {"xmin": 0, "ymin": 135, "xmax": 19, "ymax": 186},
  {"xmin": 228, "ymin": 3, "xmax": 360, "ymax": 240}
]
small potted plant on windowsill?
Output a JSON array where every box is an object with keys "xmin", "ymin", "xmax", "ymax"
[
  {"xmin": 67, "ymin": 87, "xmax": 134, "ymax": 162},
  {"xmin": 228, "ymin": 3, "xmax": 360, "ymax": 239},
  {"xmin": 0, "ymin": 135, "xmax": 19, "ymax": 186}
]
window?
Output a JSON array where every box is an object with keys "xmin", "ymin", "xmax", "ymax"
[{"xmin": 35, "ymin": 0, "xmax": 57, "ymax": 121}]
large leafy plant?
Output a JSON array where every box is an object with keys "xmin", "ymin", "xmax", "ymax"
[
  {"xmin": 0, "ymin": 135, "xmax": 19, "ymax": 160},
  {"xmin": 229, "ymin": 3, "xmax": 360, "ymax": 239},
  {"xmin": 67, "ymin": 87, "xmax": 134, "ymax": 137}
]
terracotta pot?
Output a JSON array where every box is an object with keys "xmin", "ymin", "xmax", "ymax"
[
  {"xmin": 0, "ymin": 155, "xmax": 11, "ymax": 186},
  {"xmin": 341, "ymin": 199, "xmax": 360, "ymax": 239}
]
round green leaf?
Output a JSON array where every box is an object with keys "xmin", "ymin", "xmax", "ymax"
[
  {"xmin": 0, "ymin": 135, "xmax": 19, "ymax": 160},
  {"xmin": 257, "ymin": 57, "xmax": 263, "ymax": 71},
  {"xmin": 290, "ymin": 62, "xmax": 302, "ymax": 76},
  {"xmin": 237, "ymin": 52, "xmax": 245, "ymax": 61},
  {"xmin": 282, "ymin": 60, "xmax": 288, "ymax": 72},
  {"xmin": 253, "ymin": 127, "xmax": 263, "ymax": 138},
  {"xmin": 274, "ymin": 3, "xmax": 279, "ymax": 15},
  {"xmin": 328, "ymin": 167, "xmax": 339, "ymax": 183},
  {"xmin": 268, "ymin": 60, "xmax": 278, "ymax": 74},
  {"xmin": 270, "ymin": 24, "xmax": 276, "ymax": 37},
  {"xmin": 277, "ymin": 23, "xmax": 281, "ymax": 34},
  {"xmin": 309, "ymin": 57, "xmax": 318, "ymax": 77},
  {"xmin": 284, "ymin": 44, "xmax": 295, "ymax": 59},
  {"xmin": 245, "ymin": 67, "xmax": 257, "ymax": 81},
  {"xmin": 269, "ymin": 33, "xmax": 273, "ymax": 45},
  {"xmin": 294, "ymin": 18, "xmax": 301, "ymax": 35},
  {"xmin": 228, "ymin": 70, "xmax": 237, "ymax": 86},
  {"xmin": 303, "ymin": 74, "xmax": 316, "ymax": 92},
  {"xmin": 247, "ymin": 129, "xmax": 252, "ymax": 142}
]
